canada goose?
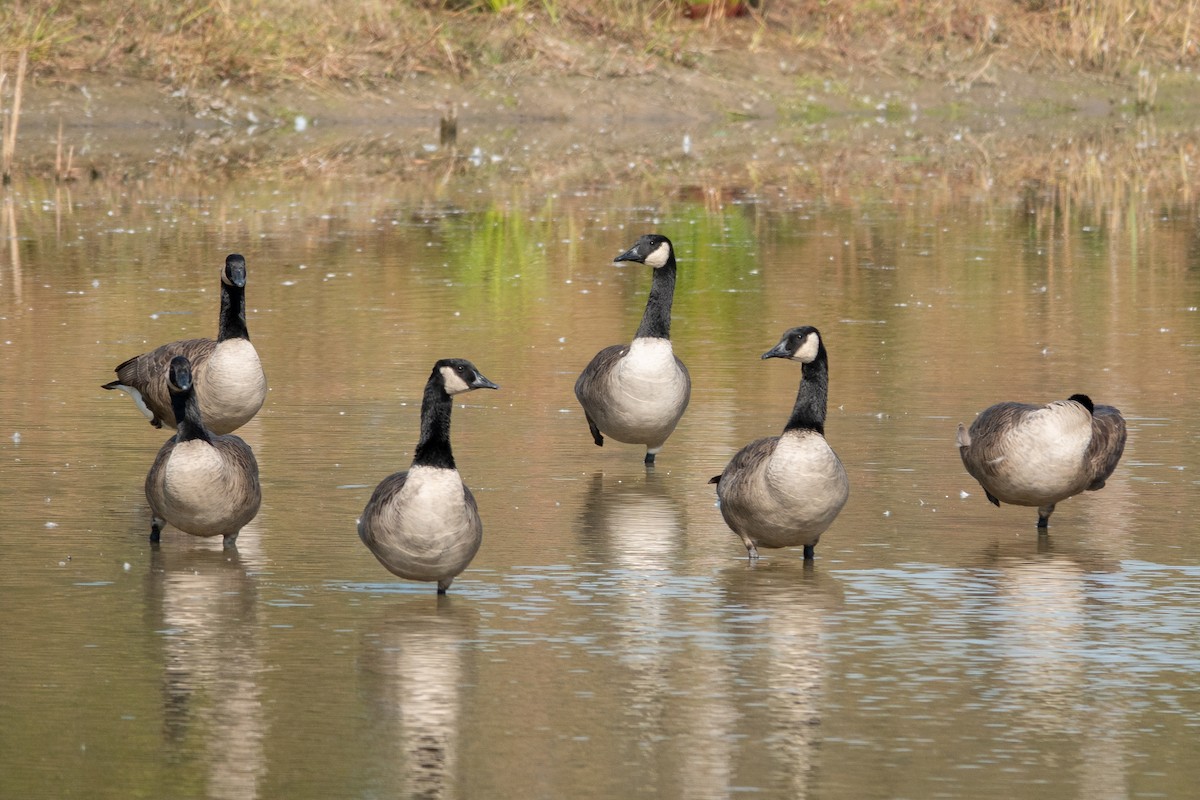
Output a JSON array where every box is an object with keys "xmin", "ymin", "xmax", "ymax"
[
  {"xmin": 145, "ymin": 355, "xmax": 262, "ymax": 548},
  {"xmin": 710, "ymin": 326, "xmax": 849, "ymax": 560},
  {"xmin": 358, "ymin": 358, "xmax": 499, "ymax": 594},
  {"xmin": 957, "ymin": 393, "xmax": 1127, "ymax": 528},
  {"xmin": 103, "ymin": 253, "xmax": 267, "ymax": 435},
  {"xmin": 574, "ymin": 234, "xmax": 691, "ymax": 465}
]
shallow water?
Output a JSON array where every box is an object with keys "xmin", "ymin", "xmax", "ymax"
[{"xmin": 1, "ymin": 178, "xmax": 1198, "ymax": 799}]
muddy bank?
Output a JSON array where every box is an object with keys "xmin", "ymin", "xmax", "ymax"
[{"xmin": 12, "ymin": 40, "xmax": 1200, "ymax": 211}]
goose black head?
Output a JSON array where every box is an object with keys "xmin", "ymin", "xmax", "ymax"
[
  {"xmin": 1068, "ymin": 393, "xmax": 1095, "ymax": 414},
  {"xmin": 613, "ymin": 234, "xmax": 675, "ymax": 269},
  {"xmin": 167, "ymin": 355, "xmax": 195, "ymax": 396},
  {"xmin": 221, "ymin": 254, "xmax": 248, "ymax": 289},
  {"xmin": 762, "ymin": 326, "xmax": 824, "ymax": 364},
  {"xmin": 434, "ymin": 358, "xmax": 500, "ymax": 396}
]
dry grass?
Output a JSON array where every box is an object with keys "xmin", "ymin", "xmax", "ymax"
[
  {"xmin": 0, "ymin": 1, "xmax": 1195, "ymax": 92},
  {"xmin": 0, "ymin": 48, "xmax": 26, "ymax": 184},
  {"xmin": 0, "ymin": 0, "xmax": 1196, "ymax": 228}
]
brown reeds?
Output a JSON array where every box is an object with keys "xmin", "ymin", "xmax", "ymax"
[
  {"xmin": 0, "ymin": 49, "xmax": 26, "ymax": 184},
  {"xmin": 1, "ymin": 3, "xmax": 1197, "ymax": 94},
  {"xmin": 54, "ymin": 118, "xmax": 75, "ymax": 182}
]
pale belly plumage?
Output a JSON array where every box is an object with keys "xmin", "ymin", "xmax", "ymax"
[
  {"xmin": 720, "ymin": 433, "xmax": 849, "ymax": 550},
  {"xmin": 157, "ymin": 442, "xmax": 258, "ymax": 537},
  {"xmin": 361, "ymin": 466, "xmax": 482, "ymax": 583},
  {"xmin": 199, "ymin": 339, "xmax": 267, "ymax": 434},
  {"xmin": 593, "ymin": 338, "xmax": 689, "ymax": 447}
]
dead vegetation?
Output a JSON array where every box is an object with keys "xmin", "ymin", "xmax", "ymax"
[
  {"xmin": 0, "ymin": 2, "xmax": 1195, "ymax": 92},
  {"xmin": 0, "ymin": 0, "xmax": 1196, "ymax": 231}
]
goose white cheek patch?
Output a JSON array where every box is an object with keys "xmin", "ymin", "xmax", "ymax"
[
  {"xmin": 440, "ymin": 366, "xmax": 472, "ymax": 395},
  {"xmin": 793, "ymin": 333, "xmax": 820, "ymax": 363},
  {"xmin": 644, "ymin": 242, "xmax": 671, "ymax": 269}
]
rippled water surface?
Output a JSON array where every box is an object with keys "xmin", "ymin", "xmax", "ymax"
[{"xmin": 1, "ymin": 178, "xmax": 1198, "ymax": 799}]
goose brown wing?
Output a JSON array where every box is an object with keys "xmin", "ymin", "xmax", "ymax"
[
  {"xmin": 144, "ymin": 437, "xmax": 177, "ymax": 506},
  {"xmin": 107, "ymin": 337, "xmax": 218, "ymax": 426},
  {"xmin": 213, "ymin": 434, "xmax": 261, "ymax": 499},
  {"xmin": 1085, "ymin": 405, "xmax": 1127, "ymax": 490},
  {"xmin": 462, "ymin": 483, "xmax": 482, "ymax": 529},
  {"xmin": 574, "ymin": 344, "xmax": 630, "ymax": 402},
  {"xmin": 961, "ymin": 402, "xmax": 1037, "ymax": 480},
  {"xmin": 358, "ymin": 470, "xmax": 409, "ymax": 546},
  {"xmin": 716, "ymin": 436, "xmax": 780, "ymax": 494},
  {"xmin": 674, "ymin": 354, "xmax": 692, "ymax": 399}
]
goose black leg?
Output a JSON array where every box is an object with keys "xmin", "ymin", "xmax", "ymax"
[
  {"xmin": 1037, "ymin": 503, "xmax": 1055, "ymax": 529},
  {"xmin": 586, "ymin": 414, "xmax": 604, "ymax": 447}
]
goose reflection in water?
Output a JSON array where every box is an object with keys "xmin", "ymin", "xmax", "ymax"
[
  {"xmin": 577, "ymin": 471, "xmax": 743, "ymax": 795},
  {"xmin": 974, "ymin": 537, "xmax": 1134, "ymax": 797},
  {"xmin": 359, "ymin": 602, "xmax": 475, "ymax": 800},
  {"xmin": 145, "ymin": 521, "xmax": 267, "ymax": 800},
  {"xmin": 717, "ymin": 565, "xmax": 842, "ymax": 797},
  {"xmin": 577, "ymin": 470, "xmax": 688, "ymax": 716},
  {"xmin": 578, "ymin": 470, "xmax": 689, "ymax": 571}
]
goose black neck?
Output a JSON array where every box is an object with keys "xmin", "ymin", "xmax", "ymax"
[
  {"xmin": 217, "ymin": 283, "xmax": 249, "ymax": 342},
  {"xmin": 784, "ymin": 355, "xmax": 829, "ymax": 435},
  {"xmin": 172, "ymin": 389, "xmax": 214, "ymax": 445},
  {"xmin": 412, "ymin": 379, "xmax": 456, "ymax": 470},
  {"xmin": 634, "ymin": 263, "xmax": 676, "ymax": 340}
]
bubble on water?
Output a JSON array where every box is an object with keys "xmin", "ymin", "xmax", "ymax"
[
  {"xmin": 294, "ymin": 115, "xmax": 308, "ymax": 132},
  {"xmin": 123, "ymin": 562, "xmax": 131, "ymax": 571},
  {"xmin": 45, "ymin": 521, "xmax": 59, "ymax": 529},
  {"xmin": 11, "ymin": 432, "xmax": 19, "ymax": 443},
  {"xmin": 960, "ymin": 490, "xmax": 970, "ymax": 499}
]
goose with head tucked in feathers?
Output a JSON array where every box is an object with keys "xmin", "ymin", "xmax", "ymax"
[
  {"xmin": 103, "ymin": 253, "xmax": 267, "ymax": 435},
  {"xmin": 574, "ymin": 234, "xmax": 691, "ymax": 465},
  {"xmin": 957, "ymin": 393, "xmax": 1126, "ymax": 528},
  {"xmin": 710, "ymin": 326, "xmax": 848, "ymax": 561},
  {"xmin": 145, "ymin": 355, "xmax": 261, "ymax": 548},
  {"xmin": 358, "ymin": 358, "xmax": 500, "ymax": 594}
]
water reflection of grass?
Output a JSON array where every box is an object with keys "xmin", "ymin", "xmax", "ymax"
[{"xmin": 425, "ymin": 197, "xmax": 765, "ymax": 338}]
